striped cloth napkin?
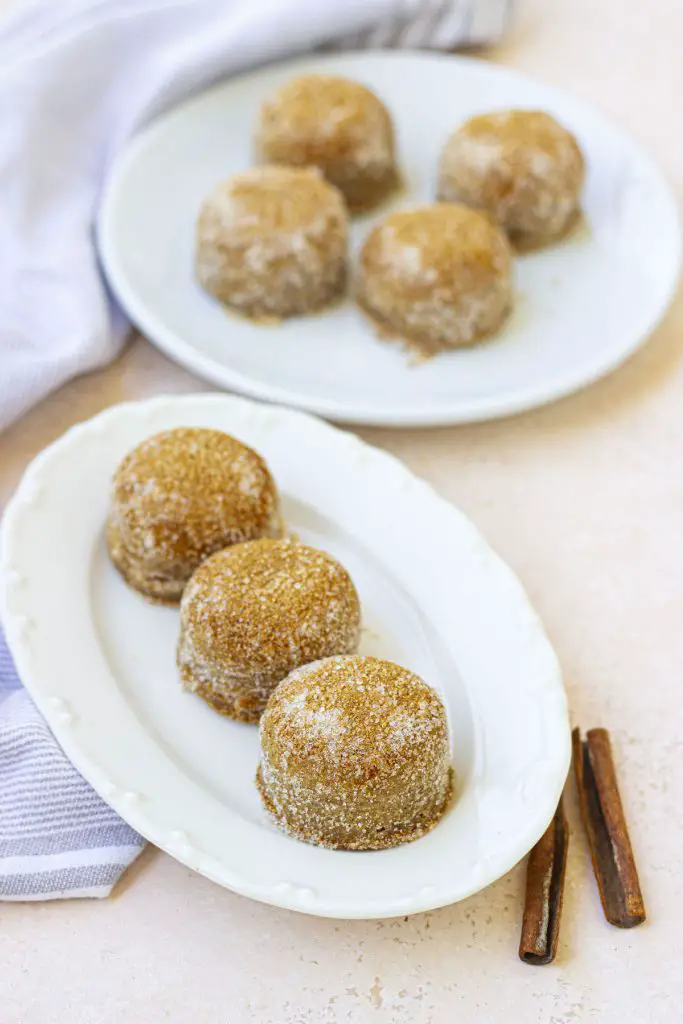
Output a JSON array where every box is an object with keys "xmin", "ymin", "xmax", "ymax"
[
  {"xmin": 0, "ymin": 0, "xmax": 511, "ymax": 901},
  {"xmin": 0, "ymin": 633, "xmax": 144, "ymax": 900}
]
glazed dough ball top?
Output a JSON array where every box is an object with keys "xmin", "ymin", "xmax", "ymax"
[{"xmin": 111, "ymin": 428, "xmax": 280, "ymax": 570}]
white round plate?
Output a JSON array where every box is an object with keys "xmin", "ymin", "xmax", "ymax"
[
  {"xmin": 98, "ymin": 51, "xmax": 680, "ymax": 427},
  {"xmin": 0, "ymin": 395, "xmax": 569, "ymax": 918}
]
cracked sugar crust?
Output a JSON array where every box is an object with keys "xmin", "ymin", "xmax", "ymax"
[
  {"xmin": 255, "ymin": 75, "xmax": 398, "ymax": 212},
  {"xmin": 437, "ymin": 110, "xmax": 585, "ymax": 248},
  {"xmin": 196, "ymin": 166, "xmax": 348, "ymax": 320},
  {"xmin": 177, "ymin": 539, "xmax": 361, "ymax": 723},
  {"xmin": 107, "ymin": 428, "xmax": 282, "ymax": 604},
  {"xmin": 357, "ymin": 203, "xmax": 513, "ymax": 356},
  {"xmin": 257, "ymin": 655, "xmax": 453, "ymax": 850}
]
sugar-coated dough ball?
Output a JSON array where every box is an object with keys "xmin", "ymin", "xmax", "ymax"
[
  {"xmin": 196, "ymin": 166, "xmax": 348, "ymax": 319},
  {"xmin": 107, "ymin": 428, "xmax": 282, "ymax": 603},
  {"xmin": 105, "ymin": 428, "xmax": 280, "ymax": 602},
  {"xmin": 256, "ymin": 75, "xmax": 398, "ymax": 213},
  {"xmin": 438, "ymin": 110, "xmax": 585, "ymax": 249},
  {"xmin": 357, "ymin": 204, "xmax": 513, "ymax": 356},
  {"xmin": 177, "ymin": 540, "xmax": 361, "ymax": 723},
  {"xmin": 257, "ymin": 655, "xmax": 452, "ymax": 850}
]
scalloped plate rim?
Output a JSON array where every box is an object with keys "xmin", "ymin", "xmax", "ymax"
[{"xmin": 0, "ymin": 394, "xmax": 571, "ymax": 917}]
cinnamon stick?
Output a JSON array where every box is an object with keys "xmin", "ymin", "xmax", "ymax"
[
  {"xmin": 572, "ymin": 727, "xmax": 646, "ymax": 928},
  {"xmin": 519, "ymin": 796, "xmax": 569, "ymax": 965}
]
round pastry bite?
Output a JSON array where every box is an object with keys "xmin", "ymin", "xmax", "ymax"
[
  {"xmin": 357, "ymin": 203, "xmax": 513, "ymax": 356},
  {"xmin": 177, "ymin": 539, "xmax": 361, "ymax": 723},
  {"xmin": 107, "ymin": 428, "xmax": 282, "ymax": 603},
  {"xmin": 255, "ymin": 75, "xmax": 398, "ymax": 213},
  {"xmin": 437, "ymin": 110, "xmax": 585, "ymax": 250},
  {"xmin": 196, "ymin": 166, "xmax": 347, "ymax": 320},
  {"xmin": 257, "ymin": 655, "xmax": 452, "ymax": 850}
]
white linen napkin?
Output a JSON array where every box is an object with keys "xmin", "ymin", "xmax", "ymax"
[
  {"xmin": 0, "ymin": 0, "xmax": 511, "ymax": 433},
  {"xmin": 0, "ymin": 0, "xmax": 510, "ymax": 901}
]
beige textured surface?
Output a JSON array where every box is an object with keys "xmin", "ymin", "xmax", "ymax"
[{"xmin": 2, "ymin": 1, "xmax": 683, "ymax": 1021}]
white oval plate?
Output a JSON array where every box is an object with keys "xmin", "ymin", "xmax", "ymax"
[
  {"xmin": 98, "ymin": 51, "xmax": 680, "ymax": 427},
  {"xmin": 0, "ymin": 395, "xmax": 569, "ymax": 918}
]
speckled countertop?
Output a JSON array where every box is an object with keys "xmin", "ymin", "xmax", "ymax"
[{"xmin": 2, "ymin": 0, "xmax": 683, "ymax": 1021}]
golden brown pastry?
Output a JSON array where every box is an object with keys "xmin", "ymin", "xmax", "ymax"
[
  {"xmin": 177, "ymin": 539, "xmax": 361, "ymax": 723},
  {"xmin": 437, "ymin": 110, "xmax": 585, "ymax": 250},
  {"xmin": 255, "ymin": 75, "xmax": 398, "ymax": 213},
  {"xmin": 107, "ymin": 428, "xmax": 282, "ymax": 603},
  {"xmin": 196, "ymin": 166, "xmax": 347, "ymax": 319},
  {"xmin": 257, "ymin": 655, "xmax": 452, "ymax": 850},
  {"xmin": 357, "ymin": 203, "xmax": 513, "ymax": 356}
]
